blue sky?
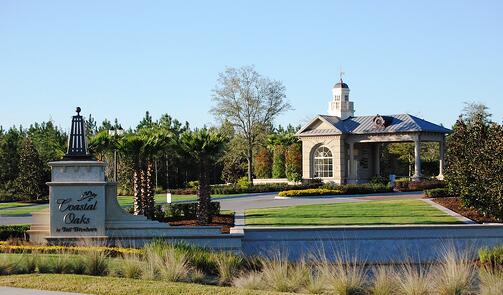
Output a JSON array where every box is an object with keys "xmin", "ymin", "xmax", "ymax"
[{"xmin": 1, "ymin": 1, "xmax": 502, "ymax": 131}]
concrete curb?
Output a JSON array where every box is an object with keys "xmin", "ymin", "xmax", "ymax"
[{"xmin": 422, "ymin": 198, "xmax": 476, "ymax": 224}]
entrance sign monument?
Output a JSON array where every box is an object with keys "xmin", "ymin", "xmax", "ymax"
[{"xmin": 28, "ymin": 108, "xmax": 242, "ymax": 250}]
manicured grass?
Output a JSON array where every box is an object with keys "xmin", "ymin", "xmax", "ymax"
[
  {"xmin": 0, "ymin": 202, "xmax": 35, "ymax": 210},
  {"xmin": 117, "ymin": 193, "xmax": 247, "ymax": 207},
  {"xmin": 0, "ymin": 205, "xmax": 48, "ymax": 216},
  {"xmin": 0, "ymin": 274, "xmax": 282, "ymax": 295},
  {"xmin": 245, "ymin": 199, "xmax": 462, "ymax": 226}
]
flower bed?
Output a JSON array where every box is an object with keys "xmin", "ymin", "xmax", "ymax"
[
  {"xmin": 0, "ymin": 242, "xmax": 141, "ymax": 256},
  {"xmin": 278, "ymin": 183, "xmax": 392, "ymax": 197},
  {"xmin": 278, "ymin": 188, "xmax": 343, "ymax": 197}
]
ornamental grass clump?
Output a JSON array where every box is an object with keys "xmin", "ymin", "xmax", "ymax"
[
  {"xmin": 326, "ymin": 258, "xmax": 367, "ymax": 295},
  {"xmin": 479, "ymin": 269, "xmax": 503, "ymax": 295},
  {"xmin": 37, "ymin": 252, "xmax": 73, "ymax": 274},
  {"xmin": 303, "ymin": 270, "xmax": 327, "ymax": 294},
  {"xmin": 433, "ymin": 248, "xmax": 476, "ymax": 295},
  {"xmin": 115, "ymin": 254, "xmax": 143, "ymax": 279},
  {"xmin": 0, "ymin": 255, "xmax": 14, "ymax": 275},
  {"xmin": 158, "ymin": 246, "xmax": 190, "ymax": 282},
  {"xmin": 260, "ymin": 255, "xmax": 309, "ymax": 292},
  {"xmin": 16, "ymin": 253, "xmax": 38, "ymax": 274},
  {"xmin": 232, "ymin": 271, "xmax": 264, "ymax": 290},
  {"xmin": 370, "ymin": 265, "xmax": 398, "ymax": 295},
  {"xmin": 83, "ymin": 250, "xmax": 109, "ymax": 276},
  {"xmin": 396, "ymin": 263, "xmax": 431, "ymax": 295},
  {"xmin": 214, "ymin": 252, "xmax": 244, "ymax": 285}
]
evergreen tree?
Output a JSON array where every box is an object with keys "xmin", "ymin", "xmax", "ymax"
[
  {"xmin": 285, "ymin": 144, "xmax": 302, "ymax": 181},
  {"xmin": 0, "ymin": 127, "xmax": 23, "ymax": 191},
  {"xmin": 16, "ymin": 137, "xmax": 45, "ymax": 199},
  {"xmin": 254, "ymin": 146, "xmax": 272, "ymax": 178},
  {"xmin": 272, "ymin": 145, "xmax": 286, "ymax": 178}
]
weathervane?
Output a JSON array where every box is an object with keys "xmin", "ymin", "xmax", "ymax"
[{"xmin": 339, "ymin": 67, "xmax": 345, "ymax": 82}]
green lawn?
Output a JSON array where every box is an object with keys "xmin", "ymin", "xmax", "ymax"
[
  {"xmin": 0, "ymin": 274, "xmax": 282, "ymax": 295},
  {"xmin": 0, "ymin": 202, "xmax": 36, "ymax": 210},
  {"xmin": 117, "ymin": 193, "xmax": 246, "ymax": 207},
  {"xmin": 0, "ymin": 205, "xmax": 48, "ymax": 216},
  {"xmin": 0, "ymin": 193, "xmax": 245, "ymax": 216},
  {"xmin": 245, "ymin": 199, "xmax": 462, "ymax": 226}
]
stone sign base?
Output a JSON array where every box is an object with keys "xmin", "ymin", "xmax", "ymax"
[{"xmin": 28, "ymin": 160, "xmax": 241, "ymax": 252}]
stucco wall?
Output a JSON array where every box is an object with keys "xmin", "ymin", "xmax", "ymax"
[{"xmin": 300, "ymin": 135, "xmax": 345, "ymax": 184}]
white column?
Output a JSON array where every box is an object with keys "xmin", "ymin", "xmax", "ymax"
[
  {"xmin": 374, "ymin": 143, "xmax": 380, "ymax": 176},
  {"xmin": 412, "ymin": 137, "xmax": 422, "ymax": 181},
  {"xmin": 348, "ymin": 142, "xmax": 355, "ymax": 183},
  {"xmin": 437, "ymin": 137, "xmax": 445, "ymax": 180}
]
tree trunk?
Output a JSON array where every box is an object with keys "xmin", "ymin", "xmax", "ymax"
[
  {"xmin": 247, "ymin": 144, "xmax": 253, "ymax": 185},
  {"xmin": 197, "ymin": 158, "xmax": 211, "ymax": 225},
  {"xmin": 144, "ymin": 161, "xmax": 156, "ymax": 219},
  {"xmin": 133, "ymin": 166, "xmax": 143, "ymax": 215}
]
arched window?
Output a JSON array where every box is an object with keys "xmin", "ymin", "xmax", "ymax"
[{"xmin": 313, "ymin": 146, "xmax": 333, "ymax": 178}]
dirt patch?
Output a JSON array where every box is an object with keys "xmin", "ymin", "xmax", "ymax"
[
  {"xmin": 432, "ymin": 197, "xmax": 500, "ymax": 224},
  {"xmin": 168, "ymin": 214, "xmax": 234, "ymax": 234}
]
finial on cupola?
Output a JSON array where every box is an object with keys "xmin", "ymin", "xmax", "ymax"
[{"xmin": 63, "ymin": 107, "xmax": 93, "ymax": 160}]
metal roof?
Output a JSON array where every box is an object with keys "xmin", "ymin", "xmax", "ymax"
[{"xmin": 297, "ymin": 114, "xmax": 451, "ymax": 136}]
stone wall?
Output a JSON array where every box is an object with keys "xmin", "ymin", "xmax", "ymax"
[{"xmin": 241, "ymin": 224, "xmax": 503, "ymax": 263}]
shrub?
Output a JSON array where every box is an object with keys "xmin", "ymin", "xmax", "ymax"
[
  {"xmin": 187, "ymin": 180, "xmax": 199, "ymax": 188},
  {"xmin": 278, "ymin": 188, "xmax": 343, "ymax": 197},
  {"xmin": 394, "ymin": 179, "xmax": 446, "ymax": 192},
  {"xmin": 369, "ymin": 176, "xmax": 389, "ymax": 186},
  {"xmin": 279, "ymin": 183, "xmax": 392, "ymax": 197},
  {"xmin": 161, "ymin": 202, "xmax": 220, "ymax": 220},
  {"xmin": 424, "ymin": 188, "xmax": 453, "ymax": 198},
  {"xmin": 236, "ymin": 177, "xmax": 251, "ymax": 189},
  {"xmin": 479, "ymin": 246, "xmax": 503, "ymax": 268},
  {"xmin": 0, "ymin": 225, "xmax": 30, "ymax": 241}
]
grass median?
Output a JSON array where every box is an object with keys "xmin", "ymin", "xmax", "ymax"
[{"xmin": 245, "ymin": 199, "xmax": 462, "ymax": 226}]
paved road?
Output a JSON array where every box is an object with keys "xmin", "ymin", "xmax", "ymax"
[
  {"xmin": 219, "ymin": 191, "xmax": 423, "ymax": 212},
  {"xmin": 0, "ymin": 287, "xmax": 86, "ymax": 295},
  {"xmin": 0, "ymin": 191, "xmax": 423, "ymax": 225}
]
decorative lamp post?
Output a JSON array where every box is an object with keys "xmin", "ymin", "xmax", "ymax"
[{"xmin": 108, "ymin": 127, "xmax": 124, "ymax": 182}]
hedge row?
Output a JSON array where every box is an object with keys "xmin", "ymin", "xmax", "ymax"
[
  {"xmin": 278, "ymin": 183, "xmax": 392, "ymax": 197},
  {"xmin": 0, "ymin": 225, "xmax": 30, "ymax": 241},
  {"xmin": 424, "ymin": 188, "xmax": 454, "ymax": 198},
  {"xmin": 170, "ymin": 182, "xmax": 323, "ymax": 195},
  {"xmin": 278, "ymin": 188, "xmax": 343, "ymax": 197},
  {"xmin": 394, "ymin": 179, "xmax": 446, "ymax": 192}
]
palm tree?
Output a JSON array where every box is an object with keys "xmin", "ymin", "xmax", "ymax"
[
  {"xmin": 139, "ymin": 130, "xmax": 171, "ymax": 218},
  {"xmin": 181, "ymin": 129, "xmax": 227, "ymax": 225},
  {"xmin": 118, "ymin": 133, "xmax": 145, "ymax": 215}
]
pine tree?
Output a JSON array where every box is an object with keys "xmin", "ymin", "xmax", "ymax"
[{"xmin": 16, "ymin": 137, "xmax": 44, "ymax": 200}]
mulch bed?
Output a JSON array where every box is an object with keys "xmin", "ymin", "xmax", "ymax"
[
  {"xmin": 168, "ymin": 214, "xmax": 234, "ymax": 234},
  {"xmin": 432, "ymin": 197, "xmax": 500, "ymax": 224}
]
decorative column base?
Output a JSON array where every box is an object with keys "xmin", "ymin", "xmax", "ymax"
[
  {"xmin": 436, "ymin": 174, "xmax": 445, "ymax": 181},
  {"xmin": 412, "ymin": 174, "xmax": 423, "ymax": 182}
]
